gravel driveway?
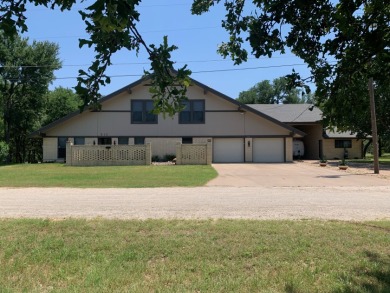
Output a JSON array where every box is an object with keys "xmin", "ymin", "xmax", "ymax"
[{"xmin": 1, "ymin": 162, "xmax": 389, "ymax": 221}]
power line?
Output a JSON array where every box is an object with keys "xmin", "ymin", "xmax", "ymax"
[
  {"xmin": 2, "ymin": 62, "xmax": 310, "ymax": 83},
  {"xmin": 50, "ymin": 63, "xmax": 311, "ymax": 81},
  {"xmin": 27, "ymin": 25, "xmax": 221, "ymax": 40},
  {"xmin": 0, "ymin": 55, "xmax": 305, "ymax": 69},
  {"xmin": 193, "ymin": 63, "xmax": 308, "ymax": 73}
]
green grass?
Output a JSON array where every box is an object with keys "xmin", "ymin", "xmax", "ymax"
[
  {"xmin": 0, "ymin": 219, "xmax": 389, "ymax": 292},
  {"xmin": 0, "ymin": 164, "xmax": 217, "ymax": 188},
  {"xmin": 348, "ymin": 153, "xmax": 390, "ymax": 165}
]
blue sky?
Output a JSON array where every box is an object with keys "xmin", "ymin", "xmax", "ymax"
[{"xmin": 22, "ymin": 0, "xmax": 311, "ymax": 99}]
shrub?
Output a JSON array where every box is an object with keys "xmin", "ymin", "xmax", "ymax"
[
  {"xmin": 152, "ymin": 155, "xmax": 161, "ymax": 162},
  {"xmin": 163, "ymin": 154, "xmax": 176, "ymax": 162}
]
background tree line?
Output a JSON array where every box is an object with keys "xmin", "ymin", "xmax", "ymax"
[
  {"xmin": 0, "ymin": 33, "xmax": 81, "ymax": 163},
  {"xmin": 236, "ymin": 77, "xmax": 313, "ymax": 104}
]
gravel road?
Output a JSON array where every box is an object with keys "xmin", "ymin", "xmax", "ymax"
[{"xmin": 1, "ymin": 186, "xmax": 389, "ymax": 220}]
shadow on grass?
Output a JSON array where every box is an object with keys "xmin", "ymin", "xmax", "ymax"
[{"xmin": 336, "ymin": 250, "xmax": 390, "ymax": 293}]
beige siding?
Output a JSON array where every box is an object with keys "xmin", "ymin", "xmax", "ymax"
[
  {"xmin": 193, "ymin": 137, "xmax": 211, "ymax": 144},
  {"xmin": 40, "ymin": 80, "xmax": 300, "ymax": 165},
  {"xmin": 46, "ymin": 110, "xmax": 291, "ymax": 137},
  {"xmin": 323, "ymin": 139, "xmax": 362, "ymax": 159},
  {"xmin": 45, "ymin": 80, "xmax": 293, "ymax": 138},
  {"xmin": 85, "ymin": 138, "xmax": 96, "ymax": 145},
  {"xmin": 101, "ymin": 91, "xmax": 131, "ymax": 110},
  {"xmin": 43, "ymin": 137, "xmax": 58, "ymax": 162},
  {"xmin": 145, "ymin": 138, "xmax": 182, "ymax": 158},
  {"xmin": 285, "ymin": 137, "xmax": 293, "ymax": 162}
]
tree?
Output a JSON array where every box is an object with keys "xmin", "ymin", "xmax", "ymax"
[
  {"xmin": 192, "ymin": 0, "xmax": 389, "ymax": 172},
  {"xmin": 320, "ymin": 62, "xmax": 390, "ymax": 139},
  {"xmin": 1, "ymin": 0, "xmax": 191, "ymax": 115},
  {"xmin": 44, "ymin": 87, "xmax": 82, "ymax": 125},
  {"xmin": 2, "ymin": 1, "xmax": 388, "ymax": 123},
  {"xmin": 0, "ymin": 33, "xmax": 61, "ymax": 162},
  {"xmin": 237, "ymin": 77, "xmax": 309, "ymax": 104},
  {"xmin": 237, "ymin": 80, "xmax": 273, "ymax": 104}
]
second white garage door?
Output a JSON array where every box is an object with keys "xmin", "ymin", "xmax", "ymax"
[
  {"xmin": 213, "ymin": 138, "xmax": 244, "ymax": 163},
  {"xmin": 253, "ymin": 138, "xmax": 284, "ymax": 162}
]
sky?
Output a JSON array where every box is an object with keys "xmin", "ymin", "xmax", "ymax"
[{"xmin": 22, "ymin": 0, "xmax": 312, "ymax": 99}]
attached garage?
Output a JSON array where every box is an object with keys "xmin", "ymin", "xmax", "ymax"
[
  {"xmin": 253, "ymin": 138, "xmax": 285, "ymax": 163},
  {"xmin": 213, "ymin": 138, "xmax": 244, "ymax": 163}
]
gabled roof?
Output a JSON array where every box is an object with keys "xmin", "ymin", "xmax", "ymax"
[
  {"xmin": 247, "ymin": 104, "xmax": 322, "ymax": 123},
  {"xmin": 32, "ymin": 75, "xmax": 306, "ymax": 137}
]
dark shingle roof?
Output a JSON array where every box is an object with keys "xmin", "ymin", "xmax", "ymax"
[
  {"xmin": 246, "ymin": 104, "xmax": 322, "ymax": 123},
  {"xmin": 247, "ymin": 104, "xmax": 360, "ymax": 138}
]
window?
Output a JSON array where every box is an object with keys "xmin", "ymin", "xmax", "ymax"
[
  {"xmin": 182, "ymin": 137, "xmax": 193, "ymax": 144},
  {"xmin": 131, "ymin": 100, "xmax": 157, "ymax": 124},
  {"xmin": 118, "ymin": 137, "xmax": 129, "ymax": 145},
  {"xmin": 179, "ymin": 100, "xmax": 205, "ymax": 124},
  {"xmin": 74, "ymin": 137, "xmax": 85, "ymax": 145},
  {"xmin": 335, "ymin": 139, "xmax": 352, "ymax": 148},
  {"xmin": 58, "ymin": 137, "xmax": 67, "ymax": 159},
  {"xmin": 98, "ymin": 137, "xmax": 112, "ymax": 145},
  {"xmin": 134, "ymin": 137, "xmax": 145, "ymax": 145}
]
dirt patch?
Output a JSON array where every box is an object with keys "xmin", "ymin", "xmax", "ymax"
[{"xmin": 300, "ymin": 160, "xmax": 390, "ymax": 180}]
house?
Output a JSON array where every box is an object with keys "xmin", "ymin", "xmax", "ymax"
[
  {"xmin": 247, "ymin": 104, "xmax": 364, "ymax": 160},
  {"xmin": 32, "ymin": 75, "xmax": 306, "ymax": 164}
]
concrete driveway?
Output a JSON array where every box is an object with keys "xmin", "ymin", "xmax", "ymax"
[{"xmin": 207, "ymin": 161, "xmax": 390, "ymax": 187}]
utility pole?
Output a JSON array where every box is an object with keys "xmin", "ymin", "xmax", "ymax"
[{"xmin": 368, "ymin": 77, "xmax": 379, "ymax": 174}]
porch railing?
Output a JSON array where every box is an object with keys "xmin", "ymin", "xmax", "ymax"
[
  {"xmin": 66, "ymin": 142, "xmax": 151, "ymax": 166},
  {"xmin": 175, "ymin": 142, "xmax": 212, "ymax": 165}
]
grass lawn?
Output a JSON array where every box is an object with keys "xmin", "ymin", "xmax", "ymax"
[
  {"xmin": 0, "ymin": 219, "xmax": 389, "ymax": 292},
  {"xmin": 349, "ymin": 153, "xmax": 390, "ymax": 165},
  {"xmin": 0, "ymin": 164, "xmax": 217, "ymax": 188}
]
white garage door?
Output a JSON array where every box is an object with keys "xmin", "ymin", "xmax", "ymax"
[
  {"xmin": 213, "ymin": 138, "xmax": 244, "ymax": 163},
  {"xmin": 253, "ymin": 138, "xmax": 284, "ymax": 162}
]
